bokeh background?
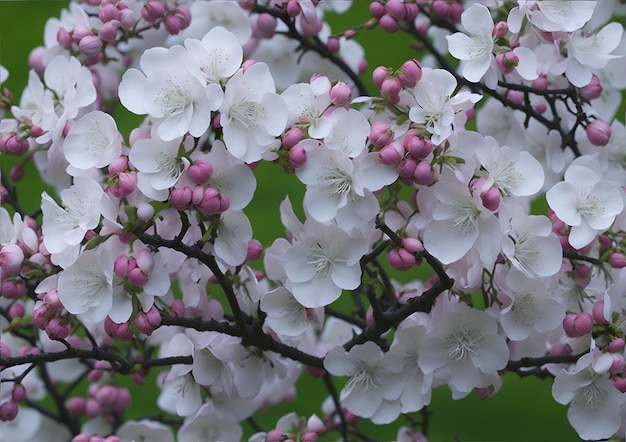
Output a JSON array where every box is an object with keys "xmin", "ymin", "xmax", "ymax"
[{"xmin": 0, "ymin": 1, "xmax": 588, "ymax": 440}]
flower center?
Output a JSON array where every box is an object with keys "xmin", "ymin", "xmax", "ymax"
[
  {"xmin": 229, "ymin": 99, "xmax": 262, "ymax": 129},
  {"xmin": 444, "ymin": 328, "xmax": 482, "ymax": 362}
]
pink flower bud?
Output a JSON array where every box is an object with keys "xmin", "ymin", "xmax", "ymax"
[
  {"xmin": 28, "ymin": 46, "xmax": 46, "ymax": 76},
  {"xmin": 398, "ymin": 59, "xmax": 422, "ymax": 88},
  {"xmin": 71, "ymin": 25, "xmax": 93, "ymax": 44},
  {"xmin": 114, "ymin": 172, "xmax": 137, "ymax": 197},
  {"xmin": 196, "ymin": 188, "xmax": 227, "ymax": 215},
  {"xmin": 330, "ymin": 81, "xmax": 352, "ymax": 106},
  {"xmin": 289, "ymin": 144, "xmax": 307, "ymax": 168},
  {"xmin": 46, "ymin": 317, "xmax": 71, "ymax": 340},
  {"xmin": 405, "ymin": 134, "xmax": 433, "ymax": 160},
  {"xmin": 372, "ymin": 66, "xmax": 390, "ymax": 89},
  {"xmin": 103, "ymin": 436, "xmax": 122, "ymax": 442},
  {"xmin": 9, "ymin": 302, "xmax": 24, "ymax": 319},
  {"xmin": 113, "ymin": 387, "xmax": 131, "ymax": 412},
  {"xmin": 257, "ymin": 13, "xmax": 277, "ymax": 38},
  {"xmin": 592, "ymin": 300, "xmax": 608, "ymax": 325},
  {"xmin": 432, "ymin": 0, "xmax": 452, "ymax": 19},
  {"xmin": 507, "ymin": 89, "xmax": 525, "ymax": 105},
  {"xmin": 401, "ymin": 237, "xmax": 424, "ymax": 254},
  {"xmin": 104, "ymin": 317, "xmax": 133, "ymax": 342},
  {"xmin": 609, "ymin": 338, "xmax": 625, "ymax": 353},
  {"xmin": 563, "ymin": 312, "xmax": 593, "ymax": 337},
  {"xmin": 286, "ymin": 0, "xmax": 301, "ymax": 17},
  {"xmin": 9, "ymin": 164, "xmax": 24, "ymax": 182},
  {"xmin": 119, "ymin": 8, "xmax": 136, "ymax": 29},
  {"xmin": 170, "ymin": 299, "xmax": 185, "ymax": 317},
  {"xmin": 397, "ymin": 156, "xmax": 417, "ymax": 178},
  {"xmin": 71, "ymin": 434, "xmax": 92, "ymax": 442},
  {"xmin": 495, "ymin": 51, "xmax": 519, "ymax": 75},
  {"xmin": 369, "ymin": 1, "xmax": 385, "ymax": 19},
  {"xmin": 492, "ymin": 21, "xmax": 508, "ymax": 39},
  {"xmin": 608, "ymin": 252, "xmax": 626, "ymax": 268},
  {"xmin": 379, "ymin": 13, "xmax": 400, "ymax": 32},
  {"xmin": 369, "ymin": 121, "xmax": 394, "ymax": 147},
  {"xmin": 283, "ymin": 127, "xmax": 303, "ymax": 149},
  {"xmin": 266, "ymin": 429, "xmax": 287, "ymax": 442},
  {"xmin": 44, "ymin": 289, "xmax": 64, "ymax": 312},
  {"xmin": 142, "ymin": 1, "xmax": 165, "ymax": 21},
  {"xmin": 32, "ymin": 304, "xmax": 53, "ymax": 330},
  {"xmin": 57, "ymin": 27, "xmax": 73, "ymax": 49},
  {"xmin": 578, "ymin": 74, "xmax": 603, "ymax": 100},
  {"xmin": 85, "ymin": 398, "xmax": 102, "ymax": 418},
  {"xmin": 586, "ymin": 119, "xmax": 611, "ymax": 146},
  {"xmin": 108, "ymin": 156, "xmax": 128, "ymax": 175},
  {"xmin": 413, "ymin": 160, "xmax": 434, "ymax": 185},
  {"xmin": 164, "ymin": 14, "xmax": 184, "ymax": 35},
  {"xmin": 100, "ymin": 21, "xmax": 120, "ymax": 43},
  {"xmin": 99, "ymin": 3, "xmax": 120, "ymax": 23},
  {"xmin": 300, "ymin": 15, "xmax": 323, "ymax": 38},
  {"xmin": 94, "ymin": 385, "xmax": 119, "ymax": 409},
  {"xmin": 246, "ymin": 239, "xmax": 263, "ymax": 262},
  {"xmin": 379, "ymin": 141, "xmax": 405, "ymax": 166},
  {"xmin": 135, "ymin": 310, "xmax": 156, "ymax": 335},
  {"xmin": 114, "ymin": 255, "xmax": 130, "ymax": 279},
  {"xmin": 1, "ymin": 279, "xmax": 26, "ymax": 299},
  {"xmin": 170, "ymin": 186, "xmax": 193, "ymax": 210},
  {"xmin": 11, "ymin": 384, "xmax": 26, "ymax": 403},
  {"xmin": 128, "ymin": 267, "xmax": 148, "ymax": 287},
  {"xmin": 0, "ymin": 342, "xmax": 10, "ymax": 358},
  {"xmin": 381, "ymin": 77, "xmax": 402, "ymax": 96},
  {"xmin": 612, "ymin": 376, "xmax": 626, "ymax": 393},
  {"xmin": 481, "ymin": 187, "xmax": 501, "ymax": 211},
  {"xmin": 0, "ymin": 401, "xmax": 18, "ymax": 421},
  {"xmin": 68, "ymin": 396, "xmax": 86, "ymax": 415},
  {"xmin": 385, "ymin": 0, "xmax": 406, "ymax": 21},
  {"xmin": 302, "ymin": 432, "xmax": 317, "ymax": 442},
  {"xmin": 88, "ymin": 369, "xmax": 103, "ymax": 383},
  {"xmin": 388, "ymin": 248, "xmax": 416, "ymax": 271},
  {"xmin": 0, "ymin": 244, "xmax": 24, "ymax": 275}
]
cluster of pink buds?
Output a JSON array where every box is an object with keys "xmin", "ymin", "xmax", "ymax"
[
  {"xmin": 32, "ymin": 289, "xmax": 72, "ymax": 340},
  {"xmin": 373, "ymin": 59, "xmax": 422, "ymax": 103},
  {"xmin": 107, "ymin": 156, "xmax": 137, "ymax": 198},
  {"xmin": 378, "ymin": 128, "xmax": 434, "ymax": 186},
  {"xmin": 388, "ymin": 237, "xmax": 424, "ymax": 271},
  {"xmin": 169, "ymin": 185, "xmax": 230, "ymax": 215},
  {"xmin": 104, "ymin": 316, "xmax": 133, "ymax": 341},
  {"xmin": 495, "ymin": 51, "xmax": 519, "ymax": 75},
  {"xmin": 68, "ymin": 384, "xmax": 130, "ymax": 428},
  {"xmin": 114, "ymin": 250, "xmax": 154, "ymax": 288},
  {"xmin": 430, "ymin": 0, "xmax": 464, "ymax": 24},
  {"xmin": 0, "ymin": 383, "xmax": 26, "ymax": 421},
  {"xmin": 369, "ymin": 0, "xmax": 419, "ymax": 34},
  {"xmin": 134, "ymin": 306, "xmax": 161, "ymax": 336}
]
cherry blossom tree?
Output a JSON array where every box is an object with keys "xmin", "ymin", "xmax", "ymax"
[{"xmin": 0, "ymin": 1, "xmax": 624, "ymax": 441}]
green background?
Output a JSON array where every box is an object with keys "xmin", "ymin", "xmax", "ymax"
[{"xmin": 0, "ymin": 1, "xmax": 586, "ymax": 440}]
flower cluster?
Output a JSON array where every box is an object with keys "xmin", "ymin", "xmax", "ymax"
[{"xmin": 0, "ymin": 1, "xmax": 624, "ymax": 441}]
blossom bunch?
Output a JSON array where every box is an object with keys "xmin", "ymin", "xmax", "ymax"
[{"xmin": 0, "ymin": 1, "xmax": 624, "ymax": 441}]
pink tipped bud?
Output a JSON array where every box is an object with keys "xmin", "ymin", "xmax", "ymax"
[
  {"xmin": 100, "ymin": 21, "xmax": 120, "ymax": 43},
  {"xmin": 398, "ymin": 59, "xmax": 422, "ymax": 88},
  {"xmin": 549, "ymin": 342, "xmax": 572, "ymax": 357},
  {"xmin": 0, "ymin": 401, "xmax": 18, "ymax": 421},
  {"xmin": 127, "ymin": 267, "xmax": 148, "ymax": 287},
  {"xmin": 476, "ymin": 385, "xmax": 495, "ymax": 399},
  {"xmin": 385, "ymin": 0, "xmax": 406, "ymax": 21},
  {"xmin": 609, "ymin": 338, "xmax": 625, "ymax": 353},
  {"xmin": 379, "ymin": 14, "xmax": 400, "ymax": 33},
  {"xmin": 0, "ymin": 244, "xmax": 24, "ymax": 275},
  {"xmin": 115, "ymin": 172, "xmax": 137, "ymax": 197},
  {"xmin": 164, "ymin": 14, "xmax": 184, "ymax": 35},
  {"xmin": 283, "ymin": 127, "xmax": 303, "ymax": 149},
  {"xmin": 369, "ymin": 1, "xmax": 385, "ymax": 19},
  {"xmin": 608, "ymin": 252, "xmax": 626, "ymax": 268},
  {"xmin": 0, "ymin": 279, "xmax": 27, "ymax": 299},
  {"xmin": 9, "ymin": 302, "xmax": 24, "ymax": 319},
  {"xmin": 28, "ymin": 46, "xmax": 46, "ymax": 76},
  {"xmin": 85, "ymin": 398, "xmax": 102, "ymax": 418},
  {"xmin": 369, "ymin": 121, "xmax": 394, "ymax": 147},
  {"xmin": 413, "ymin": 160, "xmax": 434, "ymax": 185},
  {"xmin": 68, "ymin": 396, "xmax": 86, "ymax": 415},
  {"xmin": 286, "ymin": 0, "xmax": 301, "ymax": 17},
  {"xmin": 44, "ymin": 289, "xmax": 64, "ymax": 312},
  {"xmin": 108, "ymin": 156, "xmax": 128, "ymax": 175},
  {"xmin": 266, "ymin": 430, "xmax": 287, "ymax": 442},
  {"xmin": 119, "ymin": 8, "xmax": 137, "ymax": 29},
  {"xmin": 592, "ymin": 301, "xmax": 608, "ymax": 325},
  {"xmin": 104, "ymin": 317, "xmax": 133, "ymax": 342},
  {"xmin": 99, "ymin": 3, "xmax": 120, "ymax": 23},
  {"xmin": 381, "ymin": 77, "xmax": 402, "ymax": 96},
  {"xmin": 481, "ymin": 187, "xmax": 501, "ymax": 211},
  {"xmin": 532, "ymin": 75, "xmax": 548, "ymax": 89},
  {"xmin": 289, "ymin": 144, "xmax": 307, "ymax": 168},
  {"xmin": 612, "ymin": 376, "xmax": 626, "ymax": 393},
  {"xmin": 57, "ymin": 27, "xmax": 73, "ymax": 49},
  {"xmin": 388, "ymin": 248, "xmax": 416, "ymax": 271},
  {"xmin": 71, "ymin": 25, "xmax": 93, "ymax": 44},
  {"xmin": 0, "ymin": 342, "xmax": 10, "ymax": 358},
  {"xmin": 330, "ymin": 81, "xmax": 352, "ymax": 106},
  {"xmin": 586, "ymin": 119, "xmax": 611, "ymax": 146},
  {"xmin": 187, "ymin": 160, "xmax": 213, "ymax": 184},
  {"xmin": 302, "ymin": 432, "xmax": 318, "ymax": 442},
  {"xmin": 135, "ymin": 249, "xmax": 154, "ymax": 274},
  {"xmin": 46, "ymin": 317, "xmax": 71, "ymax": 340},
  {"xmin": 563, "ymin": 312, "xmax": 594, "ymax": 337},
  {"xmin": 492, "ymin": 21, "xmax": 508, "ymax": 39},
  {"xmin": 300, "ymin": 16, "xmax": 323, "ymax": 38},
  {"xmin": 397, "ymin": 156, "xmax": 417, "ymax": 178},
  {"xmin": 246, "ymin": 239, "xmax": 263, "ymax": 262},
  {"xmin": 405, "ymin": 134, "xmax": 433, "ymax": 160},
  {"xmin": 326, "ymin": 37, "xmax": 340, "ymax": 53},
  {"xmin": 379, "ymin": 141, "xmax": 405, "ymax": 166},
  {"xmin": 11, "ymin": 384, "xmax": 26, "ymax": 403},
  {"xmin": 94, "ymin": 385, "xmax": 118, "ymax": 409},
  {"xmin": 71, "ymin": 434, "xmax": 92, "ymax": 442},
  {"xmin": 256, "ymin": 13, "xmax": 277, "ymax": 38},
  {"xmin": 372, "ymin": 66, "xmax": 390, "ymax": 89},
  {"xmin": 170, "ymin": 186, "xmax": 193, "ymax": 211},
  {"xmin": 142, "ymin": 1, "xmax": 166, "ymax": 21},
  {"xmin": 10, "ymin": 165, "xmax": 24, "ymax": 182},
  {"xmin": 507, "ymin": 89, "xmax": 525, "ymax": 105},
  {"xmin": 114, "ymin": 255, "xmax": 130, "ymax": 279},
  {"xmin": 170, "ymin": 299, "xmax": 185, "ymax": 317},
  {"xmin": 432, "ymin": 0, "xmax": 452, "ymax": 19},
  {"xmin": 495, "ymin": 51, "xmax": 519, "ymax": 75},
  {"xmin": 578, "ymin": 74, "xmax": 603, "ymax": 100}
]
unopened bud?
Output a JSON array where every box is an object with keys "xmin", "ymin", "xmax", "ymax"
[{"xmin": 586, "ymin": 120, "xmax": 611, "ymax": 146}]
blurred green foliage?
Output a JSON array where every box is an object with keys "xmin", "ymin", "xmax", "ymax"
[{"xmin": 0, "ymin": 1, "xmax": 582, "ymax": 440}]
